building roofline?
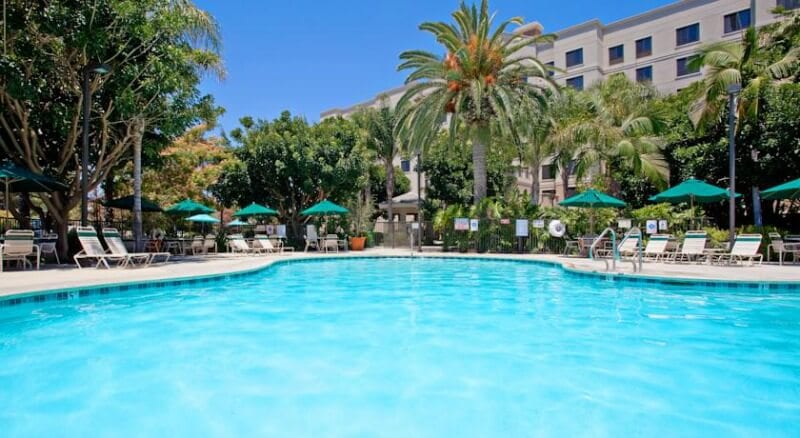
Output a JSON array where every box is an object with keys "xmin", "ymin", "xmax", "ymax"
[{"xmin": 320, "ymin": 82, "xmax": 417, "ymax": 118}]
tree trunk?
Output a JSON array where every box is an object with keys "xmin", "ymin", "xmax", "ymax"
[
  {"xmin": 472, "ymin": 124, "xmax": 490, "ymax": 204},
  {"xmin": 132, "ymin": 118, "xmax": 145, "ymax": 253},
  {"xmin": 561, "ymin": 165, "xmax": 570, "ymax": 202},
  {"xmin": 104, "ymin": 169, "xmax": 115, "ymax": 224},
  {"xmin": 529, "ymin": 159, "xmax": 541, "ymax": 206},
  {"xmin": 386, "ymin": 160, "xmax": 395, "ymax": 248}
]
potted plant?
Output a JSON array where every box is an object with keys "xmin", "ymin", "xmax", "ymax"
[{"xmin": 349, "ymin": 232, "xmax": 367, "ymax": 251}]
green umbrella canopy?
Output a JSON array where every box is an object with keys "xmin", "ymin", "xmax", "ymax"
[
  {"xmin": 0, "ymin": 161, "xmax": 67, "ymax": 193},
  {"xmin": 226, "ymin": 219, "xmax": 248, "ymax": 227},
  {"xmin": 301, "ymin": 199, "xmax": 349, "ymax": 216},
  {"xmin": 102, "ymin": 195, "xmax": 162, "ymax": 212},
  {"xmin": 165, "ymin": 199, "xmax": 214, "ymax": 215},
  {"xmin": 649, "ymin": 179, "xmax": 741, "ymax": 204},
  {"xmin": 184, "ymin": 214, "xmax": 220, "ymax": 223},
  {"xmin": 233, "ymin": 202, "xmax": 278, "ymax": 217},
  {"xmin": 559, "ymin": 189, "xmax": 626, "ymax": 208},
  {"xmin": 761, "ymin": 177, "xmax": 800, "ymax": 200}
]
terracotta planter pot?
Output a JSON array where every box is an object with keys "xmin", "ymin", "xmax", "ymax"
[{"xmin": 349, "ymin": 236, "xmax": 366, "ymax": 251}]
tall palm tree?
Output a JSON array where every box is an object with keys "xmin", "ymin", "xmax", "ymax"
[
  {"xmin": 689, "ymin": 26, "xmax": 799, "ymax": 130},
  {"xmin": 396, "ymin": 0, "xmax": 556, "ymax": 204},
  {"xmin": 354, "ymin": 99, "xmax": 403, "ymax": 248}
]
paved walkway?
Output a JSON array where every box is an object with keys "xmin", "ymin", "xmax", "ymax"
[{"xmin": 2, "ymin": 249, "xmax": 799, "ymax": 298}]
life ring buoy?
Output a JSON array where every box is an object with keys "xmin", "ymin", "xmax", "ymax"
[{"xmin": 548, "ymin": 220, "xmax": 566, "ymax": 238}]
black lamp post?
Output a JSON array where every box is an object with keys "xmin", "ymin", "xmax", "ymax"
[
  {"xmin": 727, "ymin": 83, "xmax": 742, "ymax": 246},
  {"xmin": 416, "ymin": 149, "xmax": 422, "ymax": 252},
  {"xmin": 80, "ymin": 63, "xmax": 111, "ymax": 226}
]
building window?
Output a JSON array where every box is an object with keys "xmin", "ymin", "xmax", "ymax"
[
  {"xmin": 724, "ymin": 10, "xmax": 751, "ymax": 33},
  {"xmin": 636, "ymin": 66, "xmax": 653, "ymax": 83},
  {"xmin": 541, "ymin": 164, "xmax": 555, "ymax": 180},
  {"xmin": 676, "ymin": 23, "xmax": 700, "ymax": 46},
  {"xmin": 778, "ymin": 0, "xmax": 800, "ymax": 11},
  {"xmin": 400, "ymin": 159, "xmax": 410, "ymax": 172},
  {"xmin": 676, "ymin": 56, "xmax": 700, "ymax": 77},
  {"xmin": 545, "ymin": 61, "xmax": 555, "ymax": 76},
  {"xmin": 636, "ymin": 37, "xmax": 652, "ymax": 58},
  {"xmin": 608, "ymin": 45, "xmax": 624, "ymax": 65},
  {"xmin": 565, "ymin": 48, "xmax": 583, "ymax": 68},
  {"xmin": 566, "ymin": 76, "xmax": 584, "ymax": 90}
]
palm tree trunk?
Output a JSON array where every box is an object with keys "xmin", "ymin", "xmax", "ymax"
[
  {"xmin": 472, "ymin": 123, "xmax": 490, "ymax": 203},
  {"xmin": 386, "ymin": 160, "xmax": 395, "ymax": 248},
  {"xmin": 529, "ymin": 159, "xmax": 541, "ymax": 206},
  {"xmin": 132, "ymin": 118, "xmax": 145, "ymax": 253},
  {"xmin": 561, "ymin": 166, "xmax": 570, "ymax": 202}
]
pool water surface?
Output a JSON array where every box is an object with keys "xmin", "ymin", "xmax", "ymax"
[{"xmin": 1, "ymin": 257, "xmax": 799, "ymax": 436}]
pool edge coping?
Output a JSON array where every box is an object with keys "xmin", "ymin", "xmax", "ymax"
[{"xmin": 2, "ymin": 253, "xmax": 798, "ymax": 307}]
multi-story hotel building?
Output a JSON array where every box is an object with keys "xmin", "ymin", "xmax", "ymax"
[{"xmin": 321, "ymin": 0, "xmax": 799, "ymax": 207}]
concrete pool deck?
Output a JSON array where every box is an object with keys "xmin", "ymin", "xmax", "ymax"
[{"xmin": 1, "ymin": 249, "xmax": 799, "ymax": 298}]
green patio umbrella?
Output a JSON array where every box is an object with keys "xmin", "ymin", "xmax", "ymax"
[
  {"xmin": 165, "ymin": 199, "xmax": 214, "ymax": 215},
  {"xmin": 184, "ymin": 214, "xmax": 219, "ymax": 223},
  {"xmin": 301, "ymin": 199, "xmax": 349, "ymax": 216},
  {"xmin": 233, "ymin": 202, "xmax": 278, "ymax": 217},
  {"xmin": 102, "ymin": 195, "xmax": 162, "ymax": 212},
  {"xmin": 649, "ymin": 178, "xmax": 741, "ymax": 227},
  {"xmin": 760, "ymin": 177, "xmax": 800, "ymax": 200},
  {"xmin": 0, "ymin": 160, "xmax": 67, "ymax": 211},
  {"xmin": 560, "ymin": 189, "xmax": 626, "ymax": 235}
]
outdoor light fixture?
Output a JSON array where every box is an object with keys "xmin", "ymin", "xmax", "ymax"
[
  {"xmin": 80, "ymin": 62, "xmax": 111, "ymax": 226},
  {"xmin": 726, "ymin": 83, "xmax": 742, "ymax": 247}
]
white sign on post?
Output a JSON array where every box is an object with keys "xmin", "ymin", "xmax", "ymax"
[
  {"xmin": 618, "ymin": 219, "xmax": 632, "ymax": 229},
  {"xmin": 411, "ymin": 222, "xmax": 419, "ymax": 230},
  {"xmin": 646, "ymin": 220, "xmax": 658, "ymax": 234},
  {"xmin": 532, "ymin": 219, "xmax": 545, "ymax": 229},
  {"xmin": 515, "ymin": 219, "xmax": 529, "ymax": 237},
  {"xmin": 469, "ymin": 219, "xmax": 479, "ymax": 232},
  {"xmin": 454, "ymin": 218, "xmax": 469, "ymax": 231},
  {"xmin": 658, "ymin": 220, "xmax": 668, "ymax": 231},
  {"xmin": 276, "ymin": 225, "xmax": 287, "ymax": 237},
  {"xmin": 266, "ymin": 224, "xmax": 275, "ymax": 235}
]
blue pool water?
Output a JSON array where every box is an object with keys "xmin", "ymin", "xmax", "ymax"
[{"xmin": 1, "ymin": 257, "xmax": 799, "ymax": 436}]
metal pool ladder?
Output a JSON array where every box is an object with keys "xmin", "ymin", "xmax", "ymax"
[{"xmin": 590, "ymin": 227, "xmax": 643, "ymax": 273}]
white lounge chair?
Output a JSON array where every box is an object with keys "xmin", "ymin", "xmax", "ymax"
[
  {"xmin": 73, "ymin": 226, "xmax": 130, "ymax": 269},
  {"xmin": 672, "ymin": 231, "xmax": 708, "ymax": 263},
  {"xmin": 254, "ymin": 234, "xmax": 295, "ymax": 255},
  {"xmin": 323, "ymin": 234, "xmax": 339, "ymax": 253},
  {"xmin": 713, "ymin": 234, "xmax": 763, "ymax": 266},
  {"xmin": 304, "ymin": 225, "xmax": 320, "ymax": 252},
  {"xmin": 1, "ymin": 229, "xmax": 40, "ymax": 272},
  {"xmin": 186, "ymin": 236, "xmax": 204, "ymax": 255},
  {"xmin": 642, "ymin": 234, "xmax": 672, "ymax": 261},
  {"xmin": 228, "ymin": 234, "xmax": 259, "ymax": 255},
  {"xmin": 103, "ymin": 228, "xmax": 170, "ymax": 266}
]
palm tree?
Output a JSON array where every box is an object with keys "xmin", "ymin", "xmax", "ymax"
[
  {"xmin": 396, "ymin": 0, "xmax": 556, "ymax": 204},
  {"xmin": 689, "ymin": 26, "xmax": 799, "ymax": 130},
  {"xmin": 354, "ymin": 99, "xmax": 403, "ymax": 248}
]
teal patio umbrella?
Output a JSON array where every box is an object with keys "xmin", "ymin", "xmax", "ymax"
[
  {"xmin": 165, "ymin": 199, "xmax": 214, "ymax": 216},
  {"xmin": 649, "ymin": 178, "xmax": 741, "ymax": 227},
  {"xmin": 301, "ymin": 199, "xmax": 349, "ymax": 216},
  {"xmin": 102, "ymin": 195, "xmax": 162, "ymax": 212},
  {"xmin": 233, "ymin": 202, "xmax": 278, "ymax": 217},
  {"xmin": 760, "ymin": 177, "xmax": 800, "ymax": 200},
  {"xmin": 0, "ymin": 160, "xmax": 67, "ymax": 211},
  {"xmin": 560, "ymin": 189, "xmax": 626, "ymax": 235},
  {"xmin": 185, "ymin": 214, "xmax": 219, "ymax": 223}
]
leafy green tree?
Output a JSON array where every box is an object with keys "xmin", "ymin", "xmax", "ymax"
[
  {"xmin": 369, "ymin": 165, "xmax": 410, "ymax": 205},
  {"xmin": 397, "ymin": 0, "xmax": 555, "ymax": 203},
  {"xmin": 0, "ymin": 0, "xmax": 220, "ymax": 254},
  {"xmin": 222, "ymin": 111, "xmax": 369, "ymax": 242}
]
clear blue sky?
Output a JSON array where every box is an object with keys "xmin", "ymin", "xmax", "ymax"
[{"xmin": 195, "ymin": 0, "xmax": 674, "ymax": 133}]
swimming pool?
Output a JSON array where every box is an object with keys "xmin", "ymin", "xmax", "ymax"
[{"xmin": 1, "ymin": 257, "xmax": 798, "ymax": 436}]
